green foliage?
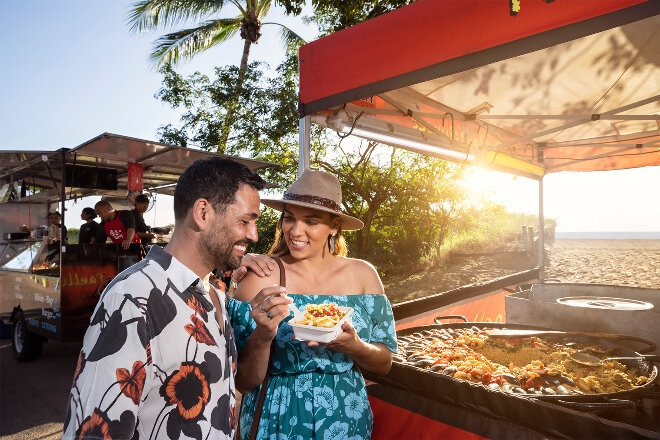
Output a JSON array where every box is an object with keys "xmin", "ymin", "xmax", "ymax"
[
  {"xmin": 152, "ymin": 3, "xmax": 553, "ymax": 278},
  {"xmin": 252, "ymin": 207, "xmax": 280, "ymax": 254},
  {"xmin": 278, "ymin": 0, "xmax": 416, "ymax": 34},
  {"xmin": 155, "ymin": 61, "xmax": 300, "ymax": 188},
  {"xmin": 128, "ymin": 0, "xmax": 306, "ymax": 151},
  {"xmin": 443, "ymin": 209, "xmax": 544, "ymax": 254}
]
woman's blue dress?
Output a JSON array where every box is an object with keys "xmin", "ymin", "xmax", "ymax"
[{"xmin": 229, "ymin": 294, "xmax": 397, "ymax": 440}]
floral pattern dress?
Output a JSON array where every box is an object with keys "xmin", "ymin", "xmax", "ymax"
[{"xmin": 229, "ymin": 294, "xmax": 397, "ymax": 440}]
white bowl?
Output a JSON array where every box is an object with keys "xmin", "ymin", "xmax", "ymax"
[{"xmin": 290, "ymin": 306, "xmax": 354, "ymax": 343}]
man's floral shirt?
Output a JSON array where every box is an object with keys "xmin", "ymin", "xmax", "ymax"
[{"xmin": 63, "ymin": 245, "xmax": 237, "ymax": 439}]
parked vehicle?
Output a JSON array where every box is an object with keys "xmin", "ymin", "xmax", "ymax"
[{"xmin": 0, "ymin": 133, "xmax": 271, "ymax": 360}]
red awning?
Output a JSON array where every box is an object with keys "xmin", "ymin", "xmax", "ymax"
[{"xmin": 299, "ymin": 0, "xmax": 659, "ymax": 178}]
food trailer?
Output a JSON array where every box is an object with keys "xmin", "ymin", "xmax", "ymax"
[
  {"xmin": 296, "ymin": 0, "xmax": 659, "ymax": 437},
  {"xmin": 0, "ymin": 133, "xmax": 272, "ymax": 361}
]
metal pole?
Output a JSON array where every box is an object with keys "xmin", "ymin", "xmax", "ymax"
[
  {"xmin": 538, "ymin": 176, "xmax": 545, "ymax": 281},
  {"xmin": 298, "ymin": 116, "xmax": 311, "ymax": 177}
]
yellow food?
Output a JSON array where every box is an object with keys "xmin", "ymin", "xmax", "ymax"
[{"xmin": 294, "ymin": 303, "xmax": 346, "ymax": 328}]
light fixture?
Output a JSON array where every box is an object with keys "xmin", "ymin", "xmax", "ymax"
[
  {"xmin": 483, "ymin": 151, "xmax": 545, "ymax": 177},
  {"xmin": 317, "ymin": 114, "xmax": 474, "ymax": 162}
]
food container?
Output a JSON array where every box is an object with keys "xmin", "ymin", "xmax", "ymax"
[{"xmin": 290, "ymin": 306, "xmax": 354, "ymax": 343}]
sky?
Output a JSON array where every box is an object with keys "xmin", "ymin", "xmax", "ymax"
[{"xmin": 1, "ymin": 2, "xmax": 658, "ymax": 235}]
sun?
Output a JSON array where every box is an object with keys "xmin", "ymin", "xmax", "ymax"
[{"xmin": 459, "ymin": 166, "xmax": 540, "ymax": 213}]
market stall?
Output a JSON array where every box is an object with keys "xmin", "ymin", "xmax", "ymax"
[{"xmin": 297, "ymin": 1, "xmax": 660, "ymax": 437}]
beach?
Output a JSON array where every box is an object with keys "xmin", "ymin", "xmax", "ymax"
[
  {"xmin": 384, "ymin": 239, "xmax": 660, "ymax": 302},
  {"xmin": 543, "ymin": 239, "xmax": 660, "ymax": 289}
]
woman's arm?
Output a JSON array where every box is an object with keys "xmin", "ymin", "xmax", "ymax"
[
  {"xmin": 326, "ymin": 259, "xmax": 392, "ymax": 375},
  {"xmin": 233, "ymin": 270, "xmax": 292, "ymax": 394}
]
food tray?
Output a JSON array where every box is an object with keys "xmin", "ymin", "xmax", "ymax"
[{"xmin": 290, "ymin": 306, "xmax": 353, "ymax": 343}]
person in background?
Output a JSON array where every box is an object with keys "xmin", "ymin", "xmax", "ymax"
[
  {"xmin": 94, "ymin": 200, "xmax": 141, "ymax": 249},
  {"xmin": 63, "ymin": 157, "xmax": 288, "ymax": 439},
  {"xmin": 20, "ymin": 211, "xmax": 68, "ymax": 245},
  {"xmin": 230, "ymin": 170, "xmax": 397, "ymax": 440},
  {"xmin": 78, "ymin": 207, "xmax": 98, "ymax": 244},
  {"xmin": 131, "ymin": 193, "xmax": 155, "ymax": 245},
  {"xmin": 47, "ymin": 211, "xmax": 68, "ymax": 245}
]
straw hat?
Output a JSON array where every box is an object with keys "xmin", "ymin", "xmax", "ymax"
[{"xmin": 261, "ymin": 170, "xmax": 364, "ymax": 230}]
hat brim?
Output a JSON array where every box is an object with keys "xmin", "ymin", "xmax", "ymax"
[{"xmin": 261, "ymin": 199, "xmax": 364, "ymax": 230}]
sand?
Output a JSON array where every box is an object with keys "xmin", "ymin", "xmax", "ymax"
[
  {"xmin": 543, "ymin": 239, "xmax": 660, "ymax": 289},
  {"xmin": 383, "ymin": 239, "xmax": 660, "ymax": 303}
]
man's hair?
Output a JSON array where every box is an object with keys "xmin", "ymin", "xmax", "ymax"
[
  {"xmin": 173, "ymin": 157, "xmax": 267, "ymax": 221},
  {"xmin": 134, "ymin": 194, "xmax": 149, "ymax": 204},
  {"xmin": 94, "ymin": 200, "xmax": 112, "ymax": 210}
]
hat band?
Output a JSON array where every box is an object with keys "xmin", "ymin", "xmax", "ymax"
[{"xmin": 283, "ymin": 192, "xmax": 341, "ymax": 213}]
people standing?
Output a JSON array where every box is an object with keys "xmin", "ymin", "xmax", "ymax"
[
  {"xmin": 93, "ymin": 200, "xmax": 141, "ymax": 249},
  {"xmin": 231, "ymin": 170, "xmax": 397, "ymax": 439},
  {"xmin": 46, "ymin": 211, "xmax": 68, "ymax": 245},
  {"xmin": 78, "ymin": 207, "xmax": 99, "ymax": 244},
  {"xmin": 131, "ymin": 193, "xmax": 155, "ymax": 245},
  {"xmin": 63, "ymin": 157, "xmax": 288, "ymax": 439}
]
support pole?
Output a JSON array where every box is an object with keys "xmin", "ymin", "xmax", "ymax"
[
  {"xmin": 298, "ymin": 116, "xmax": 311, "ymax": 177},
  {"xmin": 538, "ymin": 177, "xmax": 545, "ymax": 281}
]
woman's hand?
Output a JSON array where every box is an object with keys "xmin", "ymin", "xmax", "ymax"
[
  {"xmin": 321, "ymin": 321, "xmax": 393, "ymax": 376},
  {"xmin": 249, "ymin": 286, "xmax": 291, "ymax": 344}
]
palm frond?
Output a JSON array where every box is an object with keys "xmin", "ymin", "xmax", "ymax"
[
  {"xmin": 127, "ymin": 0, "xmax": 231, "ymax": 33},
  {"xmin": 262, "ymin": 22, "xmax": 307, "ymax": 46},
  {"xmin": 150, "ymin": 18, "xmax": 241, "ymax": 67},
  {"xmin": 253, "ymin": 0, "xmax": 273, "ymax": 19}
]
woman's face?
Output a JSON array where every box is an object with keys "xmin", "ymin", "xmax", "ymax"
[{"xmin": 281, "ymin": 204, "xmax": 339, "ymax": 257}]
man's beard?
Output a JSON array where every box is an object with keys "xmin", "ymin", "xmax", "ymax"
[{"xmin": 200, "ymin": 225, "xmax": 244, "ymax": 271}]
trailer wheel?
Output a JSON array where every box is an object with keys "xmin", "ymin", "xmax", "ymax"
[{"xmin": 11, "ymin": 311, "xmax": 44, "ymax": 361}]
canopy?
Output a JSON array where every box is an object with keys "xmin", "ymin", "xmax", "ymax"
[
  {"xmin": 0, "ymin": 132, "xmax": 273, "ymax": 202},
  {"xmin": 298, "ymin": 0, "xmax": 659, "ymax": 179}
]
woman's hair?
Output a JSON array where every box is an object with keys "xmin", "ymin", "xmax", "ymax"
[
  {"xmin": 82, "ymin": 207, "xmax": 97, "ymax": 219},
  {"xmin": 268, "ymin": 212, "xmax": 348, "ymax": 257}
]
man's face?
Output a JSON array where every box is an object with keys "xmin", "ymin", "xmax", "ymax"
[
  {"xmin": 95, "ymin": 206, "xmax": 113, "ymax": 222},
  {"xmin": 200, "ymin": 185, "xmax": 261, "ymax": 271},
  {"xmin": 135, "ymin": 200, "xmax": 149, "ymax": 214}
]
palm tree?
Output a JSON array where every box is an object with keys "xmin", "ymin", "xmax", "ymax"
[{"xmin": 127, "ymin": 0, "xmax": 306, "ymax": 153}]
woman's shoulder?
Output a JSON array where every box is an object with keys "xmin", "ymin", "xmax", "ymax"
[
  {"xmin": 341, "ymin": 257, "xmax": 383, "ymax": 294},
  {"xmin": 342, "ymin": 257, "xmax": 379, "ymax": 273}
]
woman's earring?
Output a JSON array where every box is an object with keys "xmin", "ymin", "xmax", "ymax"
[{"xmin": 329, "ymin": 234, "xmax": 336, "ymax": 254}]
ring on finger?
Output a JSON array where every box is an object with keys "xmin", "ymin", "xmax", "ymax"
[
  {"xmin": 257, "ymin": 302, "xmax": 266, "ymax": 312},
  {"xmin": 267, "ymin": 311, "xmax": 273, "ymax": 319}
]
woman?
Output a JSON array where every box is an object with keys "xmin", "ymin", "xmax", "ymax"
[
  {"xmin": 78, "ymin": 207, "xmax": 98, "ymax": 244},
  {"xmin": 230, "ymin": 170, "xmax": 397, "ymax": 439}
]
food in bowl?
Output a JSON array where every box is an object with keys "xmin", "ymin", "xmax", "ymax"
[
  {"xmin": 290, "ymin": 304, "xmax": 353, "ymax": 343},
  {"xmin": 294, "ymin": 303, "xmax": 347, "ymax": 327}
]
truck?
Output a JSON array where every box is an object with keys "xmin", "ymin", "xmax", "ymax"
[{"xmin": 0, "ymin": 133, "xmax": 271, "ymax": 360}]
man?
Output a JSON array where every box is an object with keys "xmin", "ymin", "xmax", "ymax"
[
  {"xmin": 131, "ymin": 193, "xmax": 155, "ymax": 245},
  {"xmin": 63, "ymin": 158, "xmax": 287, "ymax": 439},
  {"xmin": 94, "ymin": 200, "xmax": 141, "ymax": 250}
]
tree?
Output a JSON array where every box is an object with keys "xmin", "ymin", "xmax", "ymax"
[
  {"xmin": 127, "ymin": 0, "xmax": 306, "ymax": 152},
  {"xmin": 278, "ymin": 0, "xmax": 416, "ymax": 34},
  {"xmin": 154, "ymin": 57, "xmax": 469, "ymax": 263}
]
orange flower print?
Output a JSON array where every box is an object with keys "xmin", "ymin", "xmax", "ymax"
[
  {"xmin": 187, "ymin": 295, "xmax": 207, "ymax": 320},
  {"xmin": 185, "ymin": 315, "xmax": 217, "ymax": 346},
  {"xmin": 209, "ymin": 274, "xmax": 226, "ymax": 293},
  {"xmin": 77, "ymin": 409, "xmax": 111, "ymax": 439},
  {"xmin": 161, "ymin": 363, "xmax": 210, "ymax": 420},
  {"xmin": 116, "ymin": 361, "xmax": 146, "ymax": 406}
]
